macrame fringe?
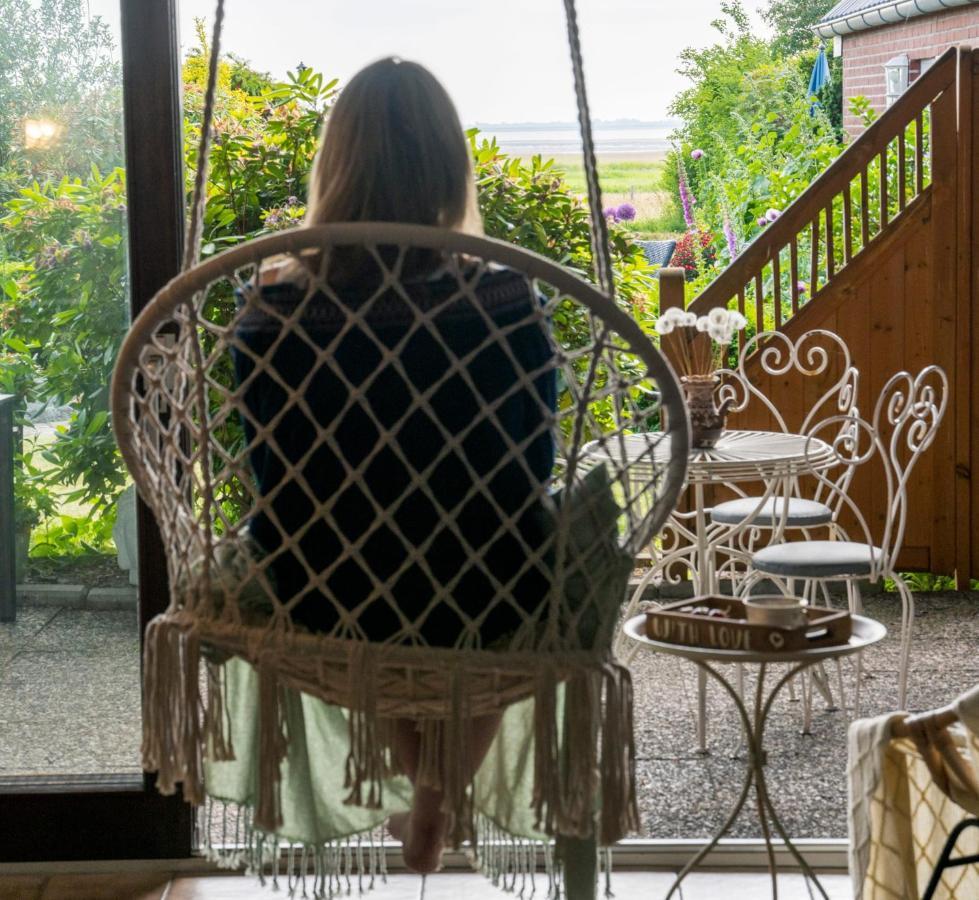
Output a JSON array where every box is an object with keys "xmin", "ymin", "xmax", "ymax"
[
  {"xmin": 198, "ymin": 799, "xmax": 609, "ymax": 899},
  {"xmin": 199, "ymin": 798, "xmax": 388, "ymax": 899},
  {"xmin": 343, "ymin": 644, "xmax": 389, "ymax": 809},
  {"xmin": 141, "ymin": 616, "xmax": 206, "ymax": 804},
  {"xmin": 599, "ymin": 663, "xmax": 640, "ymax": 846},
  {"xmin": 560, "ymin": 670, "xmax": 601, "ymax": 836},
  {"xmin": 474, "ymin": 814, "xmax": 562, "ymax": 899},
  {"xmin": 144, "ymin": 625, "xmax": 636, "ymax": 882},
  {"xmin": 442, "ymin": 667, "xmax": 475, "ymax": 848},
  {"xmin": 532, "ymin": 664, "xmax": 561, "ymax": 837},
  {"xmin": 531, "ymin": 661, "xmax": 638, "ymax": 845},
  {"xmin": 254, "ymin": 661, "xmax": 291, "ymax": 832},
  {"xmin": 204, "ymin": 656, "xmax": 236, "ymax": 762}
]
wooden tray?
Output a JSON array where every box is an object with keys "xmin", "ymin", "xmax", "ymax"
[{"xmin": 644, "ymin": 596, "xmax": 852, "ymax": 654}]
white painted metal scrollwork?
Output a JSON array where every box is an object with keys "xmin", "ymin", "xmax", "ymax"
[{"xmin": 744, "ymin": 364, "xmax": 948, "ymax": 709}]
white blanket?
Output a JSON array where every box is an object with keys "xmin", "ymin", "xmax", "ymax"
[{"xmin": 848, "ymin": 685, "xmax": 979, "ymax": 899}]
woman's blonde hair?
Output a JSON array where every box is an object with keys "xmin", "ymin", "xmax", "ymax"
[{"xmin": 305, "ymin": 57, "xmax": 482, "ymax": 235}]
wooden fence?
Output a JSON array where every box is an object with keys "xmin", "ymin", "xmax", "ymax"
[{"xmin": 660, "ymin": 46, "xmax": 978, "ymax": 585}]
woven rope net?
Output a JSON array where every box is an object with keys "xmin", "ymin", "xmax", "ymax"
[{"xmin": 111, "ymin": 223, "xmax": 688, "ymax": 851}]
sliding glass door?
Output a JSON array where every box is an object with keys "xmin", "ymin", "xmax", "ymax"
[{"xmin": 0, "ymin": 0, "xmax": 189, "ymax": 860}]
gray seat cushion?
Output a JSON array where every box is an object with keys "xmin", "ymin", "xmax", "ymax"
[
  {"xmin": 751, "ymin": 540, "xmax": 883, "ymax": 578},
  {"xmin": 710, "ymin": 496, "xmax": 833, "ymax": 527}
]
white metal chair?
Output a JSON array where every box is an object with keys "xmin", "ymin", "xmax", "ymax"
[
  {"xmin": 746, "ymin": 366, "xmax": 948, "ymax": 710},
  {"xmin": 709, "ymin": 329, "xmax": 859, "ymax": 581}
]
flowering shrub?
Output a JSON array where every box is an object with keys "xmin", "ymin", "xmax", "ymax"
[
  {"xmin": 1, "ymin": 35, "xmax": 660, "ymax": 547},
  {"xmin": 662, "ymin": 2, "xmax": 844, "ymax": 275},
  {"xmin": 671, "ymin": 229, "xmax": 717, "ymax": 281},
  {"xmin": 602, "ymin": 201, "xmax": 638, "ymax": 224}
]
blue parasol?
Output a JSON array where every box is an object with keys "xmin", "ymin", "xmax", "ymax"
[{"xmin": 808, "ymin": 45, "xmax": 831, "ymax": 115}]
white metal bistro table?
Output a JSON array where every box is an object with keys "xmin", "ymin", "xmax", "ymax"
[
  {"xmin": 625, "ymin": 429, "xmax": 837, "ymax": 599},
  {"xmin": 623, "ymin": 612, "xmax": 886, "ymax": 900}
]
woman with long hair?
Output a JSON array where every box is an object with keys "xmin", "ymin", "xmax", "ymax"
[{"xmin": 233, "ymin": 57, "xmax": 556, "ymax": 874}]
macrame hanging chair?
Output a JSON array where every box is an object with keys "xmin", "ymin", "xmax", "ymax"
[{"xmin": 110, "ymin": 0, "xmax": 689, "ymax": 893}]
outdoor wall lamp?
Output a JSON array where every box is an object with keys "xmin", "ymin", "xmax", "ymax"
[
  {"xmin": 23, "ymin": 118, "xmax": 63, "ymax": 150},
  {"xmin": 884, "ymin": 55, "xmax": 909, "ymax": 107}
]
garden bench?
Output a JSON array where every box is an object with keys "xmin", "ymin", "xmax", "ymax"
[{"xmin": 636, "ymin": 239, "xmax": 676, "ymax": 271}]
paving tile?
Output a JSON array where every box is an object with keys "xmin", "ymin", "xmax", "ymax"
[
  {"xmin": 26, "ymin": 609, "xmax": 139, "ymax": 656},
  {"xmin": 0, "ymin": 609, "xmax": 60, "ymax": 668},
  {"xmin": 0, "ymin": 650, "xmax": 138, "ymax": 725},
  {"xmin": 667, "ymin": 871, "xmax": 851, "ymax": 899},
  {"xmin": 39, "ymin": 872, "xmax": 168, "ymax": 900},
  {"xmin": 0, "ymin": 651, "xmax": 140, "ymax": 776},
  {"xmin": 16, "ymin": 585, "xmax": 87, "ymax": 609},
  {"xmin": 0, "ymin": 875, "xmax": 45, "ymax": 900},
  {"xmin": 593, "ymin": 871, "xmax": 678, "ymax": 898},
  {"xmin": 166, "ymin": 872, "xmax": 419, "ymax": 899},
  {"xmin": 422, "ymin": 871, "xmax": 576, "ymax": 898},
  {"xmin": 85, "ymin": 588, "xmax": 137, "ymax": 610}
]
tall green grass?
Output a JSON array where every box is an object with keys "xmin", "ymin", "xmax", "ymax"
[{"xmin": 555, "ymin": 159, "xmax": 665, "ymax": 195}]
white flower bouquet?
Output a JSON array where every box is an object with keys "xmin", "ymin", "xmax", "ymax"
[{"xmin": 654, "ymin": 306, "xmax": 748, "ymax": 378}]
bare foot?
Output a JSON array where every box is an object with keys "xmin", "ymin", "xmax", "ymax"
[
  {"xmin": 401, "ymin": 788, "xmax": 447, "ymax": 874},
  {"xmin": 387, "ymin": 812, "xmax": 409, "ymax": 842}
]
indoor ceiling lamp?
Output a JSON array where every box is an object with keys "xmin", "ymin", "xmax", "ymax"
[{"xmin": 23, "ymin": 117, "xmax": 63, "ymax": 150}]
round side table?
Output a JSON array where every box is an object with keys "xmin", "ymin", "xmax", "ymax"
[{"xmin": 623, "ymin": 612, "xmax": 887, "ymax": 899}]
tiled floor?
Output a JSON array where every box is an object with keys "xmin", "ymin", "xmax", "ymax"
[{"xmin": 0, "ymin": 870, "xmax": 852, "ymax": 899}]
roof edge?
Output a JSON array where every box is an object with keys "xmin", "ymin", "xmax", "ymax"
[{"xmin": 813, "ymin": 0, "xmax": 978, "ymax": 38}]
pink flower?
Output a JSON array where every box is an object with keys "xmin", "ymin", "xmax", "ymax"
[
  {"xmin": 757, "ymin": 217, "xmax": 768, "ymax": 228},
  {"xmin": 690, "ymin": 148, "xmax": 704, "ymax": 160},
  {"xmin": 723, "ymin": 215, "xmax": 739, "ymax": 259},
  {"xmin": 765, "ymin": 208, "xmax": 781, "ymax": 222},
  {"xmin": 677, "ymin": 160, "xmax": 696, "ymax": 230},
  {"xmin": 797, "ymin": 281, "xmax": 808, "ymax": 294}
]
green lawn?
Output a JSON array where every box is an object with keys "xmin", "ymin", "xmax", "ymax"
[
  {"xmin": 536, "ymin": 156, "xmax": 678, "ymax": 235},
  {"xmin": 552, "ymin": 158, "xmax": 665, "ymax": 195}
]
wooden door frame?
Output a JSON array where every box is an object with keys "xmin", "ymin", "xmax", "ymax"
[{"xmin": 0, "ymin": 0, "xmax": 192, "ymax": 861}]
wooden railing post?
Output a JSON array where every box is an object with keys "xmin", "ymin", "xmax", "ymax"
[
  {"xmin": 659, "ymin": 267, "xmax": 687, "ymax": 312},
  {"xmin": 971, "ymin": 48, "xmax": 979, "ymax": 584},
  {"xmin": 659, "ymin": 267, "xmax": 688, "ymax": 376},
  {"xmin": 929, "ymin": 50, "xmax": 963, "ymax": 582},
  {"xmin": 961, "ymin": 47, "xmax": 978, "ymax": 585}
]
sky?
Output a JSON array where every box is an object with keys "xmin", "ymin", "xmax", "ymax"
[{"xmin": 89, "ymin": 0, "xmax": 772, "ymax": 124}]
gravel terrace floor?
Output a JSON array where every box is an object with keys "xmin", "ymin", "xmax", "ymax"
[{"xmin": 1, "ymin": 589, "xmax": 977, "ymax": 840}]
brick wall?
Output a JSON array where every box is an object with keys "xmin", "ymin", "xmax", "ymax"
[{"xmin": 840, "ymin": 5, "xmax": 979, "ymax": 136}]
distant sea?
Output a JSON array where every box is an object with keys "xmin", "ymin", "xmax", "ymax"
[{"xmin": 472, "ymin": 121, "xmax": 675, "ymax": 156}]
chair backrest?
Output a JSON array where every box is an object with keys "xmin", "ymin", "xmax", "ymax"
[
  {"xmin": 636, "ymin": 239, "xmax": 676, "ymax": 270},
  {"xmin": 717, "ymin": 329, "xmax": 859, "ymax": 512},
  {"xmin": 112, "ymin": 223, "xmax": 689, "ymax": 655},
  {"xmin": 803, "ymin": 365, "xmax": 947, "ymax": 574},
  {"xmin": 718, "ymin": 329, "xmax": 858, "ymax": 436}
]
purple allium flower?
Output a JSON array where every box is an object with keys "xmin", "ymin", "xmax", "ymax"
[
  {"xmin": 690, "ymin": 148, "xmax": 704, "ymax": 160},
  {"xmin": 677, "ymin": 160, "xmax": 696, "ymax": 230},
  {"xmin": 616, "ymin": 202, "xmax": 637, "ymax": 222},
  {"xmin": 757, "ymin": 217, "xmax": 768, "ymax": 228},
  {"xmin": 765, "ymin": 207, "xmax": 781, "ymax": 222},
  {"xmin": 797, "ymin": 281, "xmax": 808, "ymax": 294},
  {"xmin": 722, "ymin": 215, "xmax": 739, "ymax": 259},
  {"xmin": 602, "ymin": 206, "xmax": 619, "ymax": 222}
]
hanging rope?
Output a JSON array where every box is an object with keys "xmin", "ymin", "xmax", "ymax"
[
  {"xmin": 182, "ymin": 0, "xmax": 226, "ymax": 272},
  {"xmin": 560, "ymin": 0, "xmax": 616, "ymax": 300}
]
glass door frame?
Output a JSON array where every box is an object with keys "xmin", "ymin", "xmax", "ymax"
[{"xmin": 0, "ymin": 0, "xmax": 192, "ymax": 861}]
